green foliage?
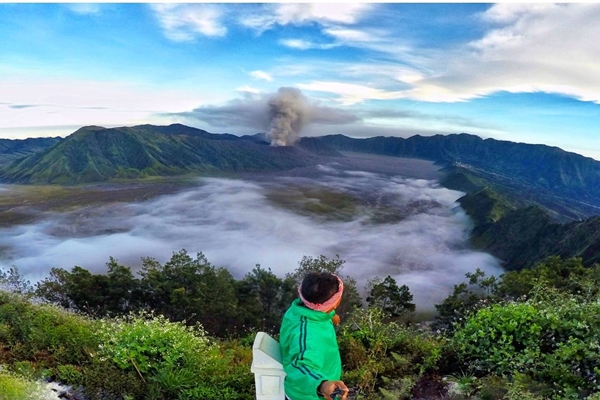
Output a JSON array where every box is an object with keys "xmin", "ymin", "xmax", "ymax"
[
  {"xmin": 35, "ymin": 259, "xmax": 142, "ymax": 317},
  {"xmin": 338, "ymin": 307, "xmax": 445, "ymax": 397},
  {"xmin": 0, "ymin": 291, "xmax": 99, "ymax": 367},
  {"xmin": 451, "ymin": 288, "xmax": 600, "ymax": 397},
  {"xmin": 97, "ymin": 312, "xmax": 254, "ymax": 400},
  {"xmin": 366, "ymin": 275, "xmax": 415, "ymax": 319},
  {"xmin": 433, "ymin": 268, "xmax": 498, "ymax": 333},
  {"xmin": 138, "ymin": 250, "xmax": 239, "ymax": 336},
  {"xmin": 435, "ymin": 257, "xmax": 599, "ymax": 333},
  {"xmin": 236, "ymin": 265, "xmax": 290, "ymax": 333},
  {"xmin": 0, "ymin": 266, "xmax": 33, "ymax": 296},
  {"xmin": 0, "ymin": 371, "xmax": 43, "ymax": 400},
  {"xmin": 498, "ymin": 256, "xmax": 600, "ymax": 300}
]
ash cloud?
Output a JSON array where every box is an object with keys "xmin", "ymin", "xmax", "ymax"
[
  {"xmin": 170, "ymin": 87, "xmax": 360, "ymax": 146},
  {"xmin": 0, "ymin": 162, "xmax": 502, "ymax": 311}
]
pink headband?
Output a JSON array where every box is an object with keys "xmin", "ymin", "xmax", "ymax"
[{"xmin": 298, "ymin": 275, "xmax": 344, "ymax": 312}]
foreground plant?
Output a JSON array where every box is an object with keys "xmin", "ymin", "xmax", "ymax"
[
  {"xmin": 97, "ymin": 311, "xmax": 254, "ymax": 400},
  {"xmin": 0, "ymin": 371, "xmax": 44, "ymax": 400},
  {"xmin": 452, "ymin": 286, "xmax": 600, "ymax": 398}
]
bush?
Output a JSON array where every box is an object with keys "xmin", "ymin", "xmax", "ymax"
[
  {"xmin": 97, "ymin": 312, "xmax": 254, "ymax": 400},
  {"xmin": 451, "ymin": 288, "xmax": 600, "ymax": 398},
  {"xmin": 338, "ymin": 307, "xmax": 445, "ymax": 398},
  {"xmin": 0, "ymin": 371, "xmax": 43, "ymax": 400},
  {"xmin": 0, "ymin": 291, "xmax": 98, "ymax": 367}
]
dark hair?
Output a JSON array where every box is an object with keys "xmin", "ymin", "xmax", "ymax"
[{"xmin": 300, "ymin": 273, "xmax": 339, "ymax": 304}]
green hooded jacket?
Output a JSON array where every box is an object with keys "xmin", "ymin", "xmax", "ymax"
[{"xmin": 279, "ymin": 299, "xmax": 342, "ymax": 400}]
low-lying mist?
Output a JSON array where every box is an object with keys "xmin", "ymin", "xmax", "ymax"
[{"xmin": 0, "ymin": 161, "xmax": 503, "ymax": 310}]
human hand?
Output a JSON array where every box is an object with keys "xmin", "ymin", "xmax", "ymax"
[{"xmin": 318, "ymin": 380, "xmax": 349, "ymax": 400}]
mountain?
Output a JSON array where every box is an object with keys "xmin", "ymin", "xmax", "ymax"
[
  {"xmin": 0, "ymin": 137, "xmax": 62, "ymax": 167},
  {"xmin": 318, "ymin": 133, "xmax": 600, "ymax": 220},
  {"xmin": 459, "ymin": 190, "xmax": 600, "ymax": 270},
  {"xmin": 0, "ymin": 124, "xmax": 323, "ymax": 184}
]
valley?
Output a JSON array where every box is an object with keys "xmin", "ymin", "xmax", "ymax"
[{"xmin": 0, "ymin": 153, "xmax": 501, "ymax": 310}]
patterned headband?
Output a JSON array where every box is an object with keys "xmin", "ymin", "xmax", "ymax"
[{"xmin": 298, "ymin": 275, "xmax": 344, "ymax": 312}]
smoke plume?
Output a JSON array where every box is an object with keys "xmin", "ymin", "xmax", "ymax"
[
  {"xmin": 267, "ymin": 87, "xmax": 310, "ymax": 146},
  {"xmin": 169, "ymin": 87, "xmax": 360, "ymax": 143}
]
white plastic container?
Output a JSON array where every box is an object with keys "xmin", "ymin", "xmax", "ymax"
[{"xmin": 251, "ymin": 332, "xmax": 287, "ymax": 400}]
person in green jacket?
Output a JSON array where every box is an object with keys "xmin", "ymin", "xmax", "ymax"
[{"xmin": 280, "ymin": 272, "xmax": 349, "ymax": 400}]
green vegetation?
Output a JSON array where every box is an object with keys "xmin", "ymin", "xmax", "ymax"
[
  {"xmin": 0, "ymin": 371, "xmax": 44, "ymax": 400},
  {"xmin": 266, "ymin": 186, "xmax": 363, "ymax": 222},
  {"xmin": 1, "ymin": 253, "xmax": 600, "ymax": 399},
  {"xmin": 0, "ymin": 124, "xmax": 319, "ymax": 184},
  {"xmin": 458, "ymin": 184, "xmax": 600, "ymax": 270}
]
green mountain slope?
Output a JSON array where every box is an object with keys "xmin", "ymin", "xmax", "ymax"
[
  {"xmin": 0, "ymin": 125, "xmax": 320, "ymax": 184},
  {"xmin": 319, "ymin": 133, "xmax": 600, "ymax": 220},
  {"xmin": 459, "ymin": 188, "xmax": 600, "ymax": 270},
  {"xmin": 0, "ymin": 137, "xmax": 62, "ymax": 167}
]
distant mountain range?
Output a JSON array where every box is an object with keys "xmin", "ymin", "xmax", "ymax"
[
  {"xmin": 0, "ymin": 137, "xmax": 62, "ymax": 167},
  {"xmin": 0, "ymin": 124, "xmax": 336, "ymax": 184},
  {"xmin": 2, "ymin": 123, "xmax": 600, "ymax": 270},
  {"xmin": 2, "ymin": 124, "xmax": 600, "ymax": 219},
  {"xmin": 317, "ymin": 134, "xmax": 600, "ymax": 221}
]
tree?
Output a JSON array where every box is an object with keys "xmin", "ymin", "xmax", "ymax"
[
  {"xmin": 138, "ymin": 249, "xmax": 240, "ymax": 336},
  {"xmin": 236, "ymin": 265, "xmax": 285, "ymax": 332},
  {"xmin": 366, "ymin": 275, "xmax": 415, "ymax": 319},
  {"xmin": 0, "ymin": 266, "xmax": 33, "ymax": 296}
]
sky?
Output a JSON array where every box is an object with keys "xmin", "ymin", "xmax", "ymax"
[{"xmin": 1, "ymin": 3, "xmax": 600, "ymax": 160}]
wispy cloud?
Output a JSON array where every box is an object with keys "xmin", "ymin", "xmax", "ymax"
[
  {"xmin": 279, "ymin": 39, "xmax": 338, "ymax": 51},
  {"xmin": 1, "ymin": 76, "xmax": 202, "ymax": 132},
  {"xmin": 240, "ymin": 3, "xmax": 372, "ymax": 34},
  {"xmin": 250, "ymin": 70, "xmax": 273, "ymax": 82},
  {"xmin": 236, "ymin": 85, "xmax": 262, "ymax": 95},
  {"xmin": 8, "ymin": 104, "xmax": 39, "ymax": 109},
  {"xmin": 150, "ymin": 4, "xmax": 227, "ymax": 41},
  {"xmin": 297, "ymin": 81, "xmax": 406, "ymax": 105},
  {"xmin": 66, "ymin": 3, "xmax": 102, "ymax": 15}
]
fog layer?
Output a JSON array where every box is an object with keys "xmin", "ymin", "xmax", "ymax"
[{"xmin": 0, "ymin": 161, "xmax": 502, "ymax": 309}]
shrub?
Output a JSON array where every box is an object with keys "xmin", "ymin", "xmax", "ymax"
[
  {"xmin": 451, "ymin": 288, "xmax": 600, "ymax": 398},
  {"xmin": 0, "ymin": 371, "xmax": 43, "ymax": 400},
  {"xmin": 338, "ymin": 307, "xmax": 445, "ymax": 398},
  {"xmin": 97, "ymin": 311, "xmax": 254, "ymax": 400},
  {"xmin": 0, "ymin": 291, "xmax": 98, "ymax": 367}
]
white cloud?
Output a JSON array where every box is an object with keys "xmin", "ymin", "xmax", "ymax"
[
  {"xmin": 250, "ymin": 70, "xmax": 273, "ymax": 82},
  {"xmin": 67, "ymin": 4, "xmax": 101, "ymax": 15},
  {"xmin": 240, "ymin": 3, "xmax": 372, "ymax": 34},
  {"xmin": 0, "ymin": 76, "xmax": 204, "ymax": 137},
  {"xmin": 236, "ymin": 85, "xmax": 262, "ymax": 95},
  {"xmin": 150, "ymin": 4, "xmax": 226, "ymax": 41},
  {"xmin": 279, "ymin": 39, "xmax": 338, "ymax": 50},
  {"xmin": 323, "ymin": 28, "xmax": 376, "ymax": 42},
  {"xmin": 297, "ymin": 81, "xmax": 406, "ymax": 105},
  {"xmin": 403, "ymin": 4, "xmax": 600, "ymax": 103}
]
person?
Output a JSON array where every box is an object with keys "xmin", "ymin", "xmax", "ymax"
[{"xmin": 279, "ymin": 272, "xmax": 349, "ymax": 400}]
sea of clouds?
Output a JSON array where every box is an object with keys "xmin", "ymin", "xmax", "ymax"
[{"xmin": 0, "ymin": 162, "xmax": 503, "ymax": 310}]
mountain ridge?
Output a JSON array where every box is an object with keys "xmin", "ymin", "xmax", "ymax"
[{"xmin": 0, "ymin": 125, "xmax": 328, "ymax": 184}]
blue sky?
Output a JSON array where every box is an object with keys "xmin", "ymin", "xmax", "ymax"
[{"xmin": 1, "ymin": 3, "xmax": 600, "ymax": 160}]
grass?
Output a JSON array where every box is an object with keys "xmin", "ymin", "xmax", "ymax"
[
  {"xmin": 0, "ymin": 181, "xmax": 195, "ymax": 227},
  {"xmin": 0, "ymin": 371, "xmax": 43, "ymax": 400},
  {"xmin": 266, "ymin": 185, "xmax": 363, "ymax": 221}
]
